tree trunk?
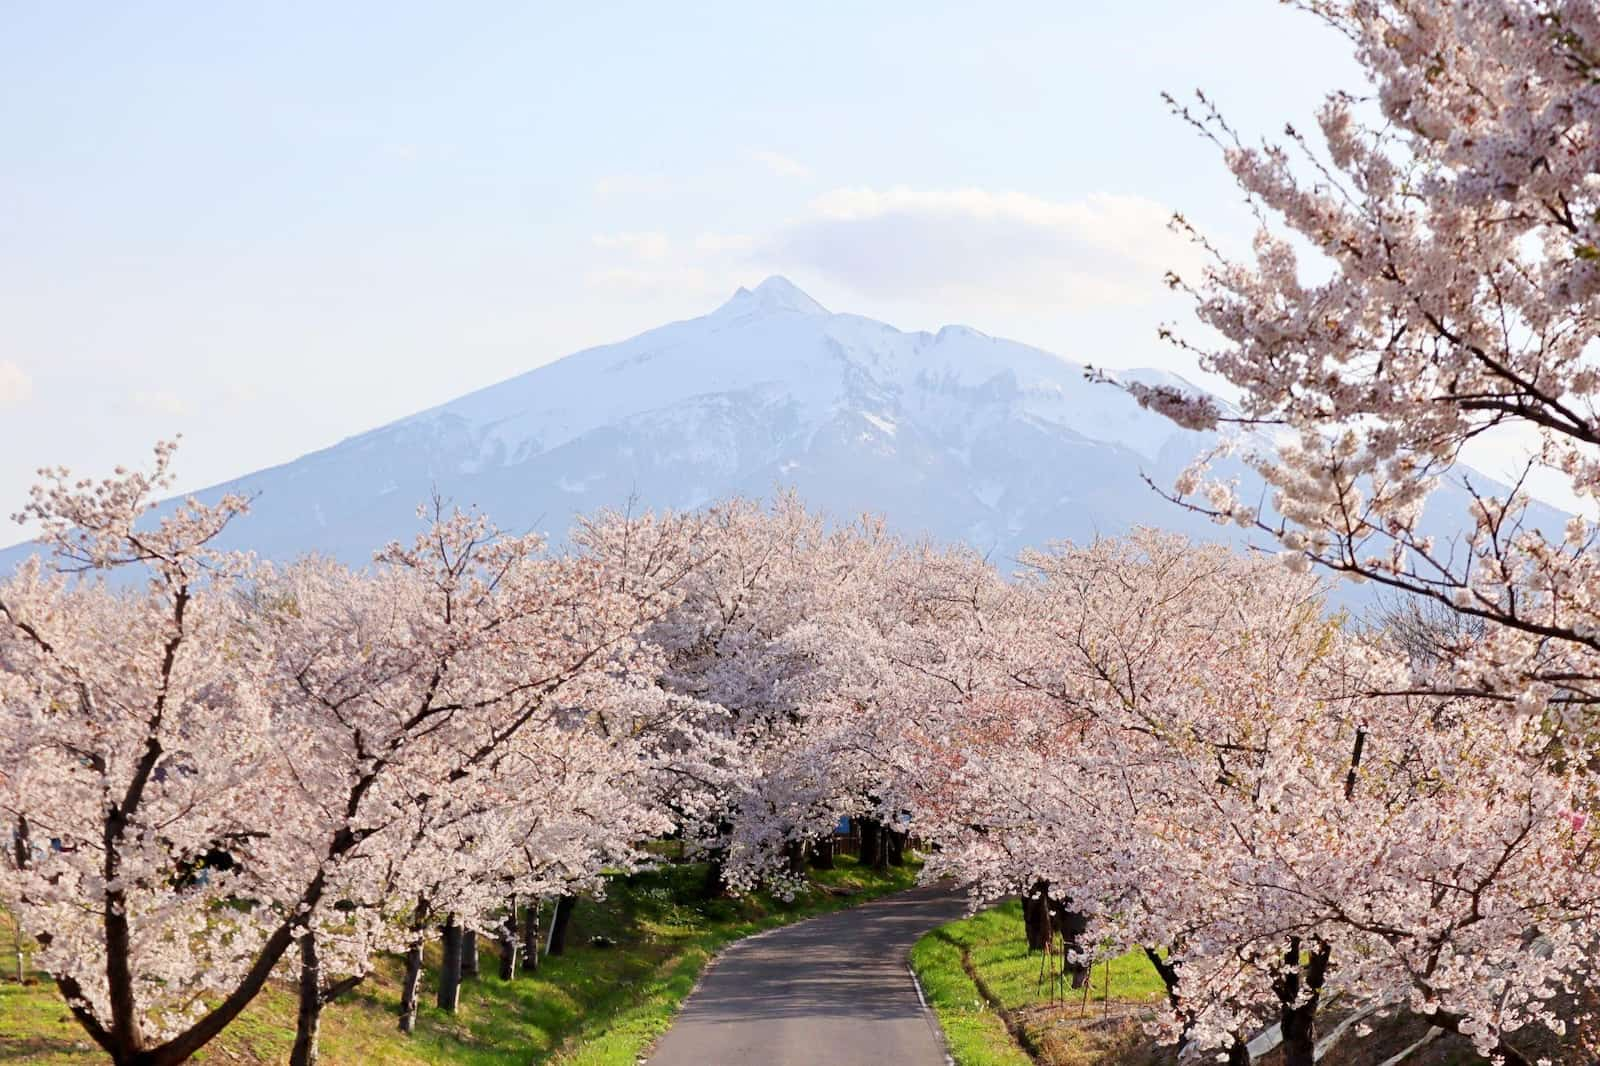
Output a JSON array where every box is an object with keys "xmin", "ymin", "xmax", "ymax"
[
  {"xmin": 1145, "ymin": 945, "xmax": 1199, "ymax": 1047},
  {"xmin": 461, "ymin": 930, "xmax": 478, "ymax": 978},
  {"xmin": 784, "ymin": 839, "xmax": 807, "ymax": 876},
  {"xmin": 886, "ymin": 828, "xmax": 906, "ymax": 866},
  {"xmin": 1225, "ymin": 1039, "xmax": 1251, "ymax": 1066},
  {"xmin": 1023, "ymin": 881, "xmax": 1050, "ymax": 952},
  {"xmin": 437, "ymin": 916, "xmax": 463, "ymax": 1013},
  {"xmin": 1282, "ymin": 1006, "xmax": 1316, "ymax": 1066},
  {"xmin": 497, "ymin": 898, "xmax": 519, "ymax": 981},
  {"xmin": 398, "ymin": 944, "xmax": 424, "ymax": 1034},
  {"xmin": 521, "ymin": 900, "xmax": 541, "ymax": 973},
  {"xmin": 1275, "ymin": 938, "xmax": 1330, "ymax": 1066},
  {"xmin": 858, "ymin": 818, "xmax": 882, "ymax": 868},
  {"xmin": 88, "ymin": 868, "xmax": 314, "ymax": 1064},
  {"xmin": 701, "ymin": 854, "xmax": 726, "ymax": 899},
  {"xmin": 1056, "ymin": 907, "xmax": 1090, "ymax": 988},
  {"xmin": 545, "ymin": 896, "xmax": 577, "ymax": 957},
  {"xmin": 810, "ymin": 836, "xmax": 835, "ymax": 869},
  {"xmin": 290, "ymin": 933, "xmax": 323, "ymax": 1066}
]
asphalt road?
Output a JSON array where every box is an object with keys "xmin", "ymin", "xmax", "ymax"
[{"xmin": 645, "ymin": 882, "xmax": 965, "ymax": 1066}]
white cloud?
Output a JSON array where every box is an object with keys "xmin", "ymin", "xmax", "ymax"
[
  {"xmin": 582, "ymin": 185, "xmax": 1204, "ymax": 332},
  {"xmin": 694, "ymin": 232, "xmax": 755, "ymax": 253},
  {"xmin": 591, "ymin": 173, "xmax": 673, "ymax": 200},
  {"xmin": 592, "ymin": 231, "xmax": 671, "ymax": 261},
  {"xmin": 750, "ymin": 150, "xmax": 812, "ymax": 179},
  {"xmin": 1463, "ymin": 423, "xmax": 1600, "ymax": 518},
  {"xmin": 0, "ymin": 361, "xmax": 32, "ymax": 409},
  {"xmin": 585, "ymin": 266, "xmax": 713, "ymax": 298},
  {"xmin": 223, "ymin": 382, "xmax": 262, "ymax": 406},
  {"xmin": 129, "ymin": 389, "xmax": 188, "ymax": 417},
  {"xmin": 765, "ymin": 185, "xmax": 1203, "ymax": 310}
]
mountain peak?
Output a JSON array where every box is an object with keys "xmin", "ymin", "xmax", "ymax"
[
  {"xmin": 0, "ymin": 283, "xmax": 1238, "ymax": 580},
  {"xmin": 717, "ymin": 276, "xmax": 829, "ymax": 317}
]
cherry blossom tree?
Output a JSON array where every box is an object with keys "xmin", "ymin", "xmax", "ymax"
[
  {"xmin": 0, "ymin": 449, "xmax": 698, "ymax": 1066},
  {"xmin": 0, "ymin": 443, "xmax": 312, "ymax": 1066},
  {"xmin": 576, "ymin": 496, "xmax": 869, "ymax": 895},
  {"xmin": 16, "ymin": 441, "xmax": 1591, "ymax": 1066},
  {"xmin": 1121, "ymin": 1, "xmax": 1600, "ymax": 726},
  {"xmin": 1037, "ymin": 5, "xmax": 1600, "ymax": 1060},
  {"xmin": 702, "ymin": 511, "xmax": 914, "ymax": 893},
  {"xmin": 902, "ymin": 532, "xmax": 1600, "ymax": 1065},
  {"xmin": 814, "ymin": 541, "xmax": 1021, "ymax": 874},
  {"xmin": 253, "ymin": 504, "xmax": 689, "ymax": 1063}
]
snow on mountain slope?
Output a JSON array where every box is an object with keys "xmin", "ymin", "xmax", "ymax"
[
  {"xmin": 0, "ymin": 277, "xmax": 1278, "ymax": 570},
  {"xmin": 396, "ymin": 276, "xmax": 1190, "ymax": 470}
]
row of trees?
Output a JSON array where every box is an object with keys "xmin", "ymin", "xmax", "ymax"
[
  {"xmin": 895, "ymin": 533, "xmax": 1595, "ymax": 1065},
  {"xmin": 1064, "ymin": 2, "xmax": 1600, "ymax": 1061},
  {"xmin": 0, "ymin": 449, "xmax": 944, "ymax": 1066},
  {"xmin": 4, "ymin": 442, "xmax": 1595, "ymax": 1065},
  {"xmin": 0, "ymin": 448, "xmax": 697, "ymax": 1066},
  {"xmin": 7, "ymin": 5, "xmax": 1600, "ymax": 1066}
]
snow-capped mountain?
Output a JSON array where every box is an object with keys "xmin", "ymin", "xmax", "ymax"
[{"xmin": 3, "ymin": 277, "xmax": 1261, "ymax": 569}]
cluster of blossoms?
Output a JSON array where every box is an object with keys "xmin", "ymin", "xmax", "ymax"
[
  {"xmin": 4, "ymin": 438, "xmax": 1600, "ymax": 1066},
  {"xmin": 0, "ymin": 451, "xmax": 961, "ymax": 1066},
  {"xmin": 891, "ymin": 533, "xmax": 1599, "ymax": 1066},
  {"xmin": 1068, "ymin": 3, "xmax": 1600, "ymax": 1062},
  {"xmin": 0, "ymin": 447, "xmax": 708, "ymax": 1066},
  {"xmin": 1131, "ymin": 1, "xmax": 1600, "ymax": 711},
  {"xmin": 10, "ymin": 7, "xmax": 1600, "ymax": 1066}
]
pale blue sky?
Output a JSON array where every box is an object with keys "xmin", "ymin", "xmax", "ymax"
[{"xmin": 0, "ymin": 1, "xmax": 1368, "ymax": 509}]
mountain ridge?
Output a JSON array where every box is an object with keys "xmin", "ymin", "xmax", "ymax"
[{"xmin": 0, "ymin": 278, "xmax": 1331, "ymax": 571}]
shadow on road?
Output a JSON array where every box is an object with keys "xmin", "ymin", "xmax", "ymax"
[{"xmin": 646, "ymin": 882, "xmax": 966, "ymax": 1066}]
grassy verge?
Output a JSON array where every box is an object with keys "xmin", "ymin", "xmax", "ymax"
[
  {"xmin": 911, "ymin": 904, "xmax": 1600, "ymax": 1066},
  {"xmin": 909, "ymin": 916, "xmax": 1033, "ymax": 1066},
  {"xmin": 910, "ymin": 900, "xmax": 1166, "ymax": 1066},
  {"xmin": 0, "ymin": 855, "xmax": 921, "ymax": 1066}
]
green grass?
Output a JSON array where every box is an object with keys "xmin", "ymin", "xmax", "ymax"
[
  {"xmin": 0, "ymin": 855, "xmax": 922, "ymax": 1065},
  {"xmin": 910, "ymin": 900, "xmax": 1166, "ymax": 1066},
  {"xmin": 947, "ymin": 902, "xmax": 1166, "ymax": 1013},
  {"xmin": 910, "ymin": 918, "xmax": 1033, "ymax": 1066}
]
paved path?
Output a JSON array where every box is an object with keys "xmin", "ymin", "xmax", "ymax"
[{"xmin": 646, "ymin": 882, "xmax": 965, "ymax": 1066}]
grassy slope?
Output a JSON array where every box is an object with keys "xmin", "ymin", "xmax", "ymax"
[
  {"xmin": 910, "ymin": 900, "xmax": 1166, "ymax": 1066},
  {"xmin": 909, "ymin": 916, "xmax": 1032, "ymax": 1066},
  {"xmin": 913, "ymin": 903, "xmax": 1599, "ymax": 1066},
  {"xmin": 1, "ymin": 856, "xmax": 920, "ymax": 1066}
]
